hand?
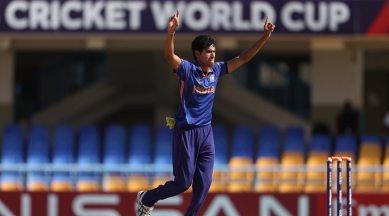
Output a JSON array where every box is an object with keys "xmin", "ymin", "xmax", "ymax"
[
  {"xmin": 263, "ymin": 16, "xmax": 275, "ymax": 37},
  {"xmin": 168, "ymin": 9, "xmax": 179, "ymax": 34}
]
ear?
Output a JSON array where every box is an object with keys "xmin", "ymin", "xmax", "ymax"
[{"xmin": 195, "ymin": 50, "xmax": 201, "ymax": 59}]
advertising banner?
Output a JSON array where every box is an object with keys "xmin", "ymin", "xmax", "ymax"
[
  {"xmin": 0, "ymin": 192, "xmax": 388, "ymax": 216},
  {"xmin": 0, "ymin": 0, "xmax": 388, "ymax": 35}
]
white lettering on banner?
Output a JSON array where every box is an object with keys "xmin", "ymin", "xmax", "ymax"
[
  {"xmin": 72, "ymin": 194, "xmax": 120, "ymax": 216},
  {"xmin": 125, "ymin": 1, "xmax": 147, "ymax": 30},
  {"xmin": 281, "ymin": 1, "xmax": 350, "ymax": 32},
  {"xmin": 329, "ymin": 2, "xmax": 350, "ymax": 31},
  {"xmin": 260, "ymin": 196, "xmax": 292, "ymax": 216},
  {"xmin": 358, "ymin": 205, "xmax": 389, "ymax": 216},
  {"xmin": 48, "ymin": 194, "xmax": 58, "ymax": 216},
  {"xmin": 5, "ymin": 1, "xmax": 28, "ymax": 29},
  {"xmin": 251, "ymin": 2, "xmax": 276, "ymax": 30},
  {"xmin": 3, "ymin": 0, "xmax": 351, "ymax": 32},
  {"xmin": 21, "ymin": 194, "xmax": 30, "ymax": 216},
  {"xmin": 0, "ymin": 200, "xmax": 14, "ymax": 216},
  {"xmin": 153, "ymin": 196, "xmax": 182, "ymax": 216},
  {"xmin": 211, "ymin": 1, "xmax": 231, "ymax": 30},
  {"xmin": 84, "ymin": 1, "xmax": 104, "ymax": 30},
  {"xmin": 203, "ymin": 195, "xmax": 240, "ymax": 216}
]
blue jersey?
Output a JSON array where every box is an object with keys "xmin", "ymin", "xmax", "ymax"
[{"xmin": 174, "ymin": 59, "xmax": 228, "ymax": 128}]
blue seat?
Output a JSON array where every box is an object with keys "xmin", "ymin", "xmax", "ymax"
[
  {"xmin": 255, "ymin": 125, "xmax": 280, "ymax": 192},
  {"xmin": 229, "ymin": 126, "xmax": 254, "ymax": 192},
  {"xmin": 128, "ymin": 124, "xmax": 153, "ymax": 191},
  {"xmin": 27, "ymin": 125, "xmax": 49, "ymax": 191},
  {"xmin": 77, "ymin": 125, "xmax": 101, "ymax": 191},
  {"xmin": 104, "ymin": 124, "xmax": 126, "ymax": 166},
  {"xmin": 52, "ymin": 125, "xmax": 75, "ymax": 191},
  {"xmin": 128, "ymin": 124, "xmax": 152, "ymax": 166},
  {"xmin": 231, "ymin": 126, "xmax": 253, "ymax": 159},
  {"xmin": 335, "ymin": 135, "xmax": 357, "ymax": 157},
  {"xmin": 284, "ymin": 126, "xmax": 305, "ymax": 153},
  {"xmin": 103, "ymin": 124, "xmax": 126, "ymax": 192},
  {"xmin": 257, "ymin": 125, "xmax": 280, "ymax": 158},
  {"xmin": 213, "ymin": 124, "xmax": 228, "ymax": 166},
  {"xmin": 310, "ymin": 135, "xmax": 331, "ymax": 154},
  {"xmin": 1, "ymin": 124, "xmax": 24, "ymax": 191},
  {"xmin": 154, "ymin": 126, "xmax": 172, "ymax": 166}
]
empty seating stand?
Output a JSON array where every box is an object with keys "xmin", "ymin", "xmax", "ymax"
[
  {"xmin": 304, "ymin": 135, "xmax": 330, "ymax": 193},
  {"xmin": 127, "ymin": 124, "xmax": 152, "ymax": 192},
  {"xmin": 279, "ymin": 126, "xmax": 305, "ymax": 193},
  {"xmin": 51, "ymin": 125, "xmax": 75, "ymax": 192},
  {"xmin": 27, "ymin": 125, "xmax": 50, "ymax": 191},
  {"xmin": 356, "ymin": 135, "xmax": 382, "ymax": 192},
  {"xmin": 1, "ymin": 124, "xmax": 24, "ymax": 191},
  {"xmin": 255, "ymin": 125, "xmax": 280, "ymax": 193},
  {"xmin": 103, "ymin": 124, "xmax": 127, "ymax": 192},
  {"xmin": 76, "ymin": 125, "xmax": 101, "ymax": 192},
  {"xmin": 228, "ymin": 126, "xmax": 254, "ymax": 192}
]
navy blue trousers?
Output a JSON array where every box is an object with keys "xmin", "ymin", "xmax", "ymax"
[{"xmin": 142, "ymin": 125, "xmax": 215, "ymax": 216}]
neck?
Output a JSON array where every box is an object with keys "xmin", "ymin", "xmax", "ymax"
[{"xmin": 200, "ymin": 65, "xmax": 211, "ymax": 73}]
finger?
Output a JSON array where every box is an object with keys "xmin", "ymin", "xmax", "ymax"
[
  {"xmin": 265, "ymin": 16, "xmax": 268, "ymax": 25},
  {"xmin": 176, "ymin": 9, "xmax": 180, "ymax": 17}
]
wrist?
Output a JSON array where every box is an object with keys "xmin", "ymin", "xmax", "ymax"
[{"xmin": 168, "ymin": 30, "xmax": 176, "ymax": 35}]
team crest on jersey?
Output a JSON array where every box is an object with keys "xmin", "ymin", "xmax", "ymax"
[{"xmin": 209, "ymin": 74, "xmax": 215, "ymax": 82}]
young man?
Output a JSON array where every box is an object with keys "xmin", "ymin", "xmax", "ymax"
[{"xmin": 136, "ymin": 10, "xmax": 275, "ymax": 216}]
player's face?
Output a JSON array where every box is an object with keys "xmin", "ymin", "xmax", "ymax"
[{"xmin": 197, "ymin": 44, "xmax": 216, "ymax": 68}]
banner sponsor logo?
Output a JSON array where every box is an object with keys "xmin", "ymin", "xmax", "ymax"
[{"xmin": 0, "ymin": 192, "xmax": 388, "ymax": 216}]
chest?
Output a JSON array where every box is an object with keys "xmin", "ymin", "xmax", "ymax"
[{"xmin": 191, "ymin": 73, "xmax": 216, "ymax": 87}]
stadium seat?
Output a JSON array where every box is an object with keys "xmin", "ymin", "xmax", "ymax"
[
  {"xmin": 209, "ymin": 124, "xmax": 228, "ymax": 192},
  {"xmin": 76, "ymin": 125, "xmax": 101, "ymax": 192},
  {"xmin": 333, "ymin": 135, "xmax": 357, "ymax": 191},
  {"xmin": 27, "ymin": 125, "xmax": 50, "ymax": 191},
  {"xmin": 304, "ymin": 135, "xmax": 331, "ymax": 193},
  {"xmin": 1, "ymin": 124, "xmax": 24, "ymax": 191},
  {"xmin": 356, "ymin": 135, "xmax": 381, "ymax": 192},
  {"xmin": 51, "ymin": 125, "xmax": 75, "ymax": 192},
  {"xmin": 383, "ymin": 138, "xmax": 389, "ymax": 191},
  {"xmin": 279, "ymin": 126, "xmax": 305, "ymax": 193},
  {"xmin": 151, "ymin": 126, "xmax": 173, "ymax": 189},
  {"xmin": 128, "ymin": 124, "xmax": 152, "ymax": 192},
  {"xmin": 103, "ymin": 124, "xmax": 126, "ymax": 192},
  {"xmin": 228, "ymin": 126, "xmax": 254, "ymax": 192},
  {"xmin": 255, "ymin": 125, "xmax": 280, "ymax": 193}
]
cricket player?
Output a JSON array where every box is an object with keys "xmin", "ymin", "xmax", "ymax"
[{"xmin": 136, "ymin": 9, "xmax": 275, "ymax": 216}]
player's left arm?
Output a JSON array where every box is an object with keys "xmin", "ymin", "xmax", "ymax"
[{"xmin": 226, "ymin": 17, "xmax": 275, "ymax": 74}]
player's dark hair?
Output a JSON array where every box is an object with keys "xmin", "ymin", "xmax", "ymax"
[{"xmin": 191, "ymin": 35, "xmax": 215, "ymax": 60}]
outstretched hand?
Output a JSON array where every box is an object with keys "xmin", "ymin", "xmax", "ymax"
[
  {"xmin": 168, "ymin": 9, "xmax": 180, "ymax": 34},
  {"xmin": 263, "ymin": 16, "xmax": 275, "ymax": 37}
]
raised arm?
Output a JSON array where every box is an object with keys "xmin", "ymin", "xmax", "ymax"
[
  {"xmin": 227, "ymin": 17, "xmax": 275, "ymax": 73},
  {"xmin": 164, "ymin": 9, "xmax": 181, "ymax": 71}
]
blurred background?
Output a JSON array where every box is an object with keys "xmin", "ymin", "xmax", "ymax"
[{"xmin": 0, "ymin": 0, "xmax": 389, "ymax": 215}]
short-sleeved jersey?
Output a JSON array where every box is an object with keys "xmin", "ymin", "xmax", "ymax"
[{"xmin": 174, "ymin": 59, "xmax": 228, "ymax": 128}]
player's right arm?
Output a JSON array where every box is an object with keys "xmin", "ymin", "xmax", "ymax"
[{"xmin": 164, "ymin": 9, "xmax": 181, "ymax": 71}]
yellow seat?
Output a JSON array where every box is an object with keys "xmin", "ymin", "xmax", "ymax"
[
  {"xmin": 356, "ymin": 144, "xmax": 381, "ymax": 192},
  {"xmin": 304, "ymin": 152, "xmax": 328, "ymax": 193},
  {"xmin": 76, "ymin": 181, "xmax": 101, "ymax": 192},
  {"xmin": 51, "ymin": 181, "xmax": 73, "ymax": 192},
  {"xmin": 1, "ymin": 182, "xmax": 23, "ymax": 192},
  {"xmin": 28, "ymin": 181, "xmax": 49, "ymax": 192},
  {"xmin": 254, "ymin": 157, "xmax": 278, "ymax": 193},
  {"xmin": 209, "ymin": 169, "xmax": 227, "ymax": 192},
  {"xmin": 128, "ymin": 174, "xmax": 150, "ymax": 192},
  {"xmin": 227, "ymin": 157, "xmax": 254, "ymax": 192},
  {"xmin": 103, "ymin": 174, "xmax": 126, "ymax": 192},
  {"xmin": 381, "ymin": 145, "xmax": 389, "ymax": 192},
  {"xmin": 278, "ymin": 152, "xmax": 304, "ymax": 193}
]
